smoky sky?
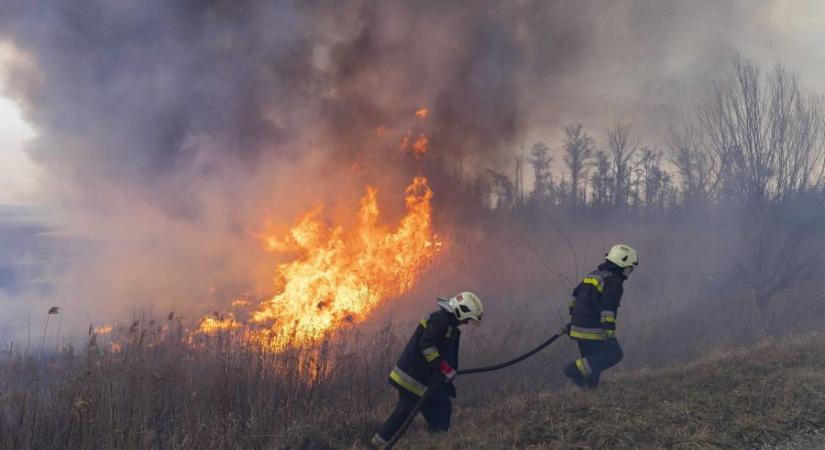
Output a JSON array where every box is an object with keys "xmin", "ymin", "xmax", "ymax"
[
  {"xmin": 1, "ymin": 1, "xmax": 785, "ymax": 206},
  {"xmin": 0, "ymin": 0, "xmax": 811, "ymax": 329}
]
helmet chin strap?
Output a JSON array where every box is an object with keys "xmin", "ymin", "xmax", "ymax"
[{"xmin": 622, "ymin": 266, "xmax": 634, "ymax": 277}]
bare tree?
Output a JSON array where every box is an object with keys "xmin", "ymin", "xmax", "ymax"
[
  {"xmin": 767, "ymin": 66, "xmax": 825, "ymax": 201},
  {"xmin": 527, "ymin": 142, "xmax": 553, "ymax": 206},
  {"xmin": 630, "ymin": 152, "xmax": 644, "ymax": 207},
  {"xmin": 637, "ymin": 147, "xmax": 671, "ymax": 208},
  {"xmin": 667, "ymin": 120, "xmax": 720, "ymax": 205},
  {"xmin": 695, "ymin": 56, "xmax": 825, "ymax": 330},
  {"xmin": 590, "ymin": 150, "xmax": 611, "ymax": 206},
  {"xmin": 698, "ymin": 57, "xmax": 764, "ymax": 202},
  {"xmin": 738, "ymin": 196, "xmax": 825, "ymax": 333},
  {"xmin": 562, "ymin": 124, "xmax": 595, "ymax": 206},
  {"xmin": 607, "ymin": 124, "xmax": 637, "ymax": 207},
  {"xmin": 697, "ymin": 56, "xmax": 825, "ymax": 205}
]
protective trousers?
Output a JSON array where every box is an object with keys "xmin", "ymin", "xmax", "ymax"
[
  {"xmin": 375, "ymin": 385, "xmax": 451, "ymax": 443},
  {"xmin": 565, "ymin": 339, "xmax": 623, "ymax": 388}
]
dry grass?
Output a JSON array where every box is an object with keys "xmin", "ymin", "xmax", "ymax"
[
  {"xmin": 401, "ymin": 334, "xmax": 825, "ymax": 449},
  {"xmin": 0, "ymin": 320, "xmax": 405, "ymax": 450},
  {"xmin": 4, "ymin": 318, "xmax": 825, "ymax": 449}
]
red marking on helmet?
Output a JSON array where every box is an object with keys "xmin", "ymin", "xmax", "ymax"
[{"xmin": 456, "ymin": 294, "xmax": 463, "ymax": 301}]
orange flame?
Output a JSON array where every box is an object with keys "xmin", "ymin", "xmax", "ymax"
[
  {"xmin": 94, "ymin": 325, "xmax": 113, "ymax": 335},
  {"xmin": 401, "ymin": 131, "xmax": 429, "ymax": 158},
  {"xmin": 243, "ymin": 177, "xmax": 440, "ymax": 347},
  {"xmin": 412, "ymin": 134, "xmax": 428, "ymax": 157},
  {"xmin": 415, "ymin": 108, "xmax": 429, "ymax": 119},
  {"xmin": 231, "ymin": 299, "xmax": 251, "ymax": 307},
  {"xmin": 199, "ymin": 314, "xmax": 241, "ymax": 333}
]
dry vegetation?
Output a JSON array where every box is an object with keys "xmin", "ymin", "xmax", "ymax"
[
  {"xmin": 0, "ymin": 321, "xmax": 404, "ymax": 450},
  {"xmin": 397, "ymin": 334, "xmax": 825, "ymax": 449},
  {"xmin": 4, "ymin": 317, "xmax": 825, "ymax": 449}
]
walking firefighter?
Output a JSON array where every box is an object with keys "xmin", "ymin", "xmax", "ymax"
[
  {"xmin": 563, "ymin": 244, "xmax": 638, "ymax": 389},
  {"xmin": 371, "ymin": 292, "xmax": 484, "ymax": 448}
]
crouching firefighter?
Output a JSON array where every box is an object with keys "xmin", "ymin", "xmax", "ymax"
[
  {"xmin": 371, "ymin": 292, "xmax": 484, "ymax": 448},
  {"xmin": 563, "ymin": 244, "xmax": 638, "ymax": 389}
]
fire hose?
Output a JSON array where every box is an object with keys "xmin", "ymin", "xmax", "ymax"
[{"xmin": 381, "ymin": 332, "xmax": 564, "ymax": 450}]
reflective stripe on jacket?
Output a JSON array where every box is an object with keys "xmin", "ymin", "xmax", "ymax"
[{"xmin": 389, "ymin": 308, "xmax": 460, "ymax": 396}]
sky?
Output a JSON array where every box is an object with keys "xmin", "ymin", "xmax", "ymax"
[{"xmin": 521, "ymin": 0, "xmax": 825, "ymax": 148}]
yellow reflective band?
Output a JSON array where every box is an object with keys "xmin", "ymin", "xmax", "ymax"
[
  {"xmin": 570, "ymin": 326, "xmax": 606, "ymax": 340},
  {"xmin": 606, "ymin": 329, "xmax": 615, "ymax": 338},
  {"xmin": 570, "ymin": 330, "xmax": 606, "ymax": 340},
  {"xmin": 422, "ymin": 346, "xmax": 440, "ymax": 362},
  {"xmin": 390, "ymin": 367, "xmax": 427, "ymax": 396},
  {"xmin": 601, "ymin": 317, "xmax": 616, "ymax": 323},
  {"xmin": 575, "ymin": 358, "xmax": 592, "ymax": 377},
  {"xmin": 583, "ymin": 277, "xmax": 604, "ymax": 293},
  {"xmin": 420, "ymin": 319, "xmax": 428, "ymax": 328}
]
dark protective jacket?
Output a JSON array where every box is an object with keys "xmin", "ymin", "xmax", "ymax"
[
  {"xmin": 389, "ymin": 304, "xmax": 460, "ymax": 397},
  {"xmin": 568, "ymin": 261, "xmax": 625, "ymax": 340}
]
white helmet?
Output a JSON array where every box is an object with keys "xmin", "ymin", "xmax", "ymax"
[
  {"xmin": 605, "ymin": 244, "xmax": 639, "ymax": 269},
  {"xmin": 448, "ymin": 291, "xmax": 484, "ymax": 322}
]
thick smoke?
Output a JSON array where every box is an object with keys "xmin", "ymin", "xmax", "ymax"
[{"xmin": 0, "ymin": 0, "xmax": 803, "ymax": 334}]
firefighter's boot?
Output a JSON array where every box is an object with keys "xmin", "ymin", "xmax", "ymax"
[{"xmin": 563, "ymin": 362, "xmax": 589, "ymax": 389}]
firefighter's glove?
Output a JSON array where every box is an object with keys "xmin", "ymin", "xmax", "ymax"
[{"xmin": 438, "ymin": 360, "xmax": 457, "ymax": 381}]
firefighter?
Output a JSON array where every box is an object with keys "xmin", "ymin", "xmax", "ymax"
[
  {"xmin": 563, "ymin": 244, "xmax": 638, "ymax": 389},
  {"xmin": 371, "ymin": 292, "xmax": 484, "ymax": 448}
]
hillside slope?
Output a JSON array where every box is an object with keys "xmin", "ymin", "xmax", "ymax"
[
  {"xmin": 278, "ymin": 333, "xmax": 825, "ymax": 449},
  {"xmin": 401, "ymin": 334, "xmax": 825, "ymax": 449}
]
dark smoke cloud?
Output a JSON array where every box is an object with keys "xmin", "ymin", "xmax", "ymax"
[
  {"xmin": 0, "ymin": 0, "xmax": 797, "ymax": 332},
  {"xmin": 0, "ymin": 1, "xmax": 772, "ymax": 196},
  {"xmin": 2, "ymin": 1, "xmax": 318, "ymax": 212}
]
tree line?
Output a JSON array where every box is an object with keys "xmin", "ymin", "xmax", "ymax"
[
  {"xmin": 484, "ymin": 57, "xmax": 825, "ymax": 213},
  {"xmin": 474, "ymin": 56, "xmax": 825, "ymax": 333}
]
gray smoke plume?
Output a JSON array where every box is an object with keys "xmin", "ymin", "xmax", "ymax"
[{"xmin": 0, "ymin": 0, "xmax": 811, "ymax": 334}]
